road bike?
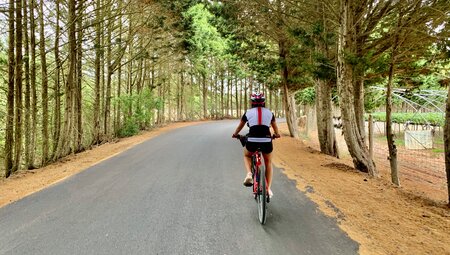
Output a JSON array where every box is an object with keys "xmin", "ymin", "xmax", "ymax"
[{"xmin": 235, "ymin": 134, "xmax": 276, "ymax": 224}]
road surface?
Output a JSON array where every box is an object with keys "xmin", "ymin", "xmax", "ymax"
[{"xmin": 0, "ymin": 121, "xmax": 358, "ymax": 254}]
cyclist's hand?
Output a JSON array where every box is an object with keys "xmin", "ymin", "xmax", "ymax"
[
  {"xmin": 272, "ymin": 133, "xmax": 281, "ymax": 139},
  {"xmin": 232, "ymin": 133, "xmax": 240, "ymax": 138}
]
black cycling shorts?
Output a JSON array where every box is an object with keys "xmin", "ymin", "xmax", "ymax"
[{"xmin": 246, "ymin": 141, "xmax": 273, "ymax": 154}]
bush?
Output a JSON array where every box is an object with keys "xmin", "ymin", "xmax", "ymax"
[
  {"xmin": 366, "ymin": 112, "xmax": 445, "ymax": 126},
  {"xmin": 118, "ymin": 119, "xmax": 140, "ymax": 137}
]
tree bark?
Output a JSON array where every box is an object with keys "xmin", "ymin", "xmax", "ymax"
[
  {"xmin": 38, "ymin": 0, "xmax": 49, "ymax": 165},
  {"xmin": 105, "ymin": 5, "xmax": 113, "ymax": 138},
  {"xmin": 386, "ymin": 59, "xmax": 399, "ymax": 185},
  {"xmin": 337, "ymin": 0, "xmax": 376, "ymax": 175},
  {"xmin": 227, "ymin": 72, "xmax": 231, "ymax": 116},
  {"xmin": 93, "ymin": 0, "xmax": 102, "ymax": 144},
  {"xmin": 202, "ymin": 74, "xmax": 207, "ymax": 119},
  {"xmin": 316, "ymin": 80, "xmax": 339, "ymax": 157},
  {"xmin": 5, "ymin": 0, "xmax": 15, "ymax": 177},
  {"xmin": 13, "ymin": 0, "xmax": 24, "ymax": 171},
  {"xmin": 445, "ymin": 81, "xmax": 450, "ymax": 206},
  {"xmin": 52, "ymin": 0, "xmax": 61, "ymax": 158},
  {"xmin": 279, "ymin": 39, "xmax": 298, "ymax": 138},
  {"xmin": 75, "ymin": 0, "xmax": 83, "ymax": 151},
  {"xmin": 23, "ymin": 0, "xmax": 31, "ymax": 170},
  {"xmin": 354, "ymin": 78, "xmax": 365, "ymax": 138},
  {"xmin": 386, "ymin": 12, "xmax": 402, "ymax": 186},
  {"xmin": 29, "ymin": 0, "xmax": 37, "ymax": 168},
  {"xmin": 235, "ymin": 77, "xmax": 239, "ymax": 118},
  {"xmin": 115, "ymin": 3, "xmax": 123, "ymax": 135},
  {"xmin": 221, "ymin": 72, "xmax": 224, "ymax": 117},
  {"xmin": 55, "ymin": 0, "xmax": 76, "ymax": 159}
]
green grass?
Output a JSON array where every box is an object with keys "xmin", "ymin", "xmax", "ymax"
[
  {"xmin": 432, "ymin": 148, "xmax": 445, "ymax": 153},
  {"xmin": 366, "ymin": 112, "xmax": 445, "ymax": 126}
]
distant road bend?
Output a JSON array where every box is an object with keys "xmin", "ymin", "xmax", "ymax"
[{"xmin": 0, "ymin": 121, "xmax": 358, "ymax": 255}]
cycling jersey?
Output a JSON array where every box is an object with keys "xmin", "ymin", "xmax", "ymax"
[{"xmin": 241, "ymin": 107, "xmax": 275, "ymax": 143}]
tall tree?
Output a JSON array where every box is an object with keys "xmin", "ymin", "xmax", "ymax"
[
  {"xmin": 29, "ymin": 0, "xmax": 38, "ymax": 168},
  {"xmin": 13, "ymin": 0, "xmax": 24, "ymax": 171},
  {"xmin": 445, "ymin": 81, "xmax": 450, "ymax": 206},
  {"xmin": 5, "ymin": 0, "xmax": 15, "ymax": 177},
  {"xmin": 23, "ymin": 0, "xmax": 32, "ymax": 169},
  {"xmin": 55, "ymin": 0, "xmax": 77, "ymax": 158},
  {"xmin": 75, "ymin": 0, "xmax": 84, "ymax": 151},
  {"xmin": 93, "ymin": 0, "xmax": 103, "ymax": 144},
  {"xmin": 38, "ymin": 0, "xmax": 49, "ymax": 165},
  {"xmin": 52, "ymin": 0, "xmax": 62, "ymax": 158}
]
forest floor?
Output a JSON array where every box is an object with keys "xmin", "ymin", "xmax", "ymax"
[{"xmin": 1, "ymin": 121, "xmax": 449, "ymax": 255}]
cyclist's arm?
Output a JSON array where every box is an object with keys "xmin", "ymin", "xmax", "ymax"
[
  {"xmin": 233, "ymin": 120, "xmax": 246, "ymax": 137},
  {"xmin": 271, "ymin": 117, "xmax": 280, "ymax": 138}
]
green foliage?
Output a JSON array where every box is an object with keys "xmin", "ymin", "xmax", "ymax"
[
  {"xmin": 119, "ymin": 119, "xmax": 140, "ymax": 138},
  {"xmin": 289, "ymin": 24, "xmax": 336, "ymax": 90},
  {"xmin": 367, "ymin": 112, "xmax": 445, "ymax": 126},
  {"xmin": 115, "ymin": 88, "xmax": 161, "ymax": 137},
  {"xmin": 364, "ymin": 87, "xmax": 387, "ymax": 113},
  {"xmin": 296, "ymin": 87, "xmax": 316, "ymax": 106},
  {"xmin": 184, "ymin": 3, "xmax": 228, "ymax": 75}
]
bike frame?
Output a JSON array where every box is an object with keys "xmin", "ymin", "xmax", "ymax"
[
  {"xmin": 251, "ymin": 151, "xmax": 266, "ymax": 197},
  {"xmin": 252, "ymin": 152, "xmax": 260, "ymax": 195}
]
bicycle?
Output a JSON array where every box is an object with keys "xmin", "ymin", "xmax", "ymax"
[{"xmin": 235, "ymin": 134, "xmax": 277, "ymax": 224}]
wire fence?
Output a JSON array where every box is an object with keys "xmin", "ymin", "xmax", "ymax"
[{"xmin": 299, "ymin": 109, "xmax": 447, "ymax": 202}]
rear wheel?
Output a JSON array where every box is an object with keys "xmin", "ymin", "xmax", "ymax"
[{"xmin": 257, "ymin": 164, "xmax": 267, "ymax": 224}]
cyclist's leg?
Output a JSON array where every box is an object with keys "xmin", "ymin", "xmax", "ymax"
[
  {"xmin": 243, "ymin": 147, "xmax": 252, "ymax": 174},
  {"xmin": 262, "ymin": 152, "xmax": 273, "ymax": 191}
]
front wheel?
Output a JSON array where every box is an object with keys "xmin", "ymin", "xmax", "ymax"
[{"xmin": 257, "ymin": 164, "xmax": 267, "ymax": 224}]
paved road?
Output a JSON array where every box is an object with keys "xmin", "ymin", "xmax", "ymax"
[{"xmin": 0, "ymin": 121, "xmax": 358, "ymax": 255}]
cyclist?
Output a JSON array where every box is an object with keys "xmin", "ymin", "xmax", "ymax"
[{"xmin": 232, "ymin": 92, "xmax": 280, "ymax": 198}]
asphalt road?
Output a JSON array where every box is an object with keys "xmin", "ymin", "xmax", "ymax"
[{"xmin": 0, "ymin": 121, "xmax": 358, "ymax": 255}]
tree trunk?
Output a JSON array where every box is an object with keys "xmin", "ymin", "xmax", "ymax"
[
  {"xmin": 13, "ymin": 0, "xmax": 24, "ymax": 171},
  {"xmin": 164, "ymin": 64, "xmax": 171, "ymax": 122},
  {"xmin": 5, "ymin": 0, "xmax": 15, "ymax": 177},
  {"xmin": 386, "ymin": 13, "xmax": 402, "ymax": 186},
  {"xmin": 75, "ymin": 0, "xmax": 83, "ymax": 151},
  {"xmin": 202, "ymin": 74, "xmax": 207, "ymax": 119},
  {"xmin": 235, "ymin": 77, "xmax": 239, "ymax": 118},
  {"xmin": 115, "ymin": 3, "xmax": 123, "ymax": 135},
  {"xmin": 39, "ymin": 0, "xmax": 49, "ymax": 165},
  {"xmin": 55, "ymin": 0, "xmax": 76, "ymax": 159},
  {"xmin": 279, "ymin": 39, "xmax": 298, "ymax": 138},
  {"xmin": 29, "ymin": 0, "xmax": 37, "ymax": 168},
  {"xmin": 176, "ymin": 71, "xmax": 181, "ymax": 121},
  {"xmin": 221, "ymin": 73, "xmax": 224, "ymax": 117},
  {"xmin": 244, "ymin": 78, "xmax": 248, "ymax": 110},
  {"xmin": 23, "ymin": 0, "xmax": 31, "ymax": 170},
  {"xmin": 105, "ymin": 8, "xmax": 113, "ymax": 138},
  {"xmin": 52, "ymin": 0, "xmax": 61, "ymax": 158},
  {"xmin": 316, "ymin": 80, "xmax": 339, "ymax": 157},
  {"xmin": 190, "ymin": 73, "xmax": 194, "ymax": 119},
  {"xmin": 227, "ymin": 73, "xmax": 231, "ymax": 116},
  {"xmin": 444, "ymin": 81, "xmax": 450, "ymax": 205},
  {"xmin": 337, "ymin": 0, "xmax": 376, "ymax": 175},
  {"xmin": 354, "ymin": 77, "xmax": 365, "ymax": 139},
  {"xmin": 93, "ymin": 0, "xmax": 102, "ymax": 144},
  {"xmin": 386, "ymin": 60, "xmax": 399, "ymax": 185}
]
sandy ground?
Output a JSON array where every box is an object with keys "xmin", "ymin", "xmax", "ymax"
[{"xmin": 1, "ymin": 121, "xmax": 449, "ymax": 255}]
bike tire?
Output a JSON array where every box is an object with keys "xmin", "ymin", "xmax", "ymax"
[{"xmin": 258, "ymin": 162, "xmax": 267, "ymax": 224}]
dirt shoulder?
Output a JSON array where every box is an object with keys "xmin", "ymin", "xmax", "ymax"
[
  {"xmin": 1, "ymin": 121, "xmax": 449, "ymax": 255},
  {"xmin": 273, "ymin": 123, "xmax": 450, "ymax": 255}
]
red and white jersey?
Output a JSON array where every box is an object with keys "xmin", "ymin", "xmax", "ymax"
[{"xmin": 241, "ymin": 107, "xmax": 275, "ymax": 142}]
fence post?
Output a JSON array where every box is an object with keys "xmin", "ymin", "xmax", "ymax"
[{"xmin": 369, "ymin": 114, "xmax": 374, "ymax": 161}]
